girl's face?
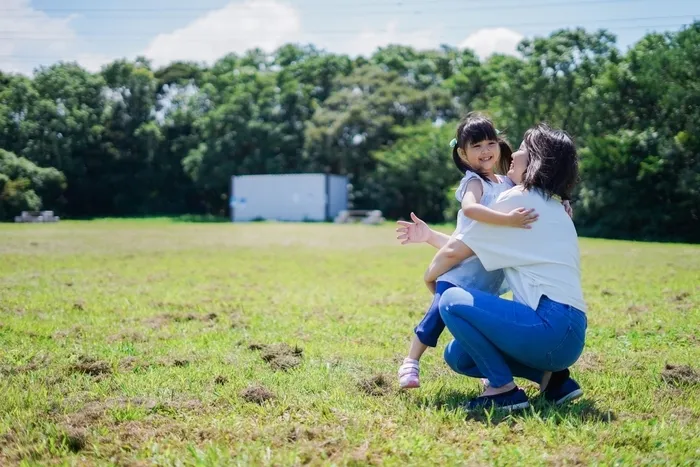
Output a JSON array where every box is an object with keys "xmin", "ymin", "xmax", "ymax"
[
  {"xmin": 458, "ymin": 139, "xmax": 500, "ymax": 173},
  {"xmin": 508, "ymin": 141, "xmax": 530, "ymax": 184}
]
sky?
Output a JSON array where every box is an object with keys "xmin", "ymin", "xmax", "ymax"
[{"xmin": 0, "ymin": 0, "xmax": 698, "ymax": 75}]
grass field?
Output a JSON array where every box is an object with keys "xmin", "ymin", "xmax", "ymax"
[{"xmin": 0, "ymin": 219, "xmax": 699, "ymax": 466}]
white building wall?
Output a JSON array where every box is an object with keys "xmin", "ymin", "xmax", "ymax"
[
  {"xmin": 232, "ymin": 174, "xmax": 346, "ymax": 222},
  {"xmin": 327, "ymin": 175, "xmax": 348, "ymax": 219}
]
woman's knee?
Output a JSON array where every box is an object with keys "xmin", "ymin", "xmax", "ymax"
[
  {"xmin": 443, "ymin": 340, "xmax": 466, "ymax": 372},
  {"xmin": 438, "ymin": 287, "xmax": 475, "ymax": 320},
  {"xmin": 444, "ymin": 340, "xmax": 479, "ymax": 376}
]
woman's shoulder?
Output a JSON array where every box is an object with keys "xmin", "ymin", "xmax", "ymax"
[
  {"xmin": 500, "ymin": 185, "xmax": 527, "ymax": 198},
  {"xmin": 497, "ymin": 175, "xmax": 515, "ymax": 187}
]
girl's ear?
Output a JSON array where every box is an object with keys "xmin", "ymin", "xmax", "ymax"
[{"xmin": 457, "ymin": 148, "xmax": 465, "ymax": 159}]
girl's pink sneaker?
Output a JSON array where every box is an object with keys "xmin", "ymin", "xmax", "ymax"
[{"xmin": 398, "ymin": 358, "xmax": 420, "ymax": 389}]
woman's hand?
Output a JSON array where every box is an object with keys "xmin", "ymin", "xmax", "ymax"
[
  {"xmin": 396, "ymin": 212, "xmax": 431, "ymax": 245},
  {"xmin": 506, "ymin": 208, "xmax": 539, "ymax": 229}
]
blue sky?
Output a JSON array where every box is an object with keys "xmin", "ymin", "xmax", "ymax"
[{"xmin": 2, "ymin": 0, "xmax": 698, "ymax": 74}]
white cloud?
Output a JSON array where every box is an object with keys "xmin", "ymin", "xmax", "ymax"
[
  {"xmin": 0, "ymin": 0, "xmax": 112, "ymax": 75},
  {"xmin": 73, "ymin": 53, "xmax": 114, "ymax": 73},
  {"xmin": 324, "ymin": 20, "xmax": 440, "ymax": 57},
  {"xmin": 142, "ymin": 0, "xmax": 302, "ymax": 68},
  {"xmin": 459, "ymin": 28, "xmax": 524, "ymax": 60}
]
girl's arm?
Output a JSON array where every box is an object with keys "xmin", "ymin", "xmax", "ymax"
[
  {"xmin": 424, "ymin": 237, "xmax": 475, "ymax": 284},
  {"xmin": 462, "ymin": 180, "xmax": 538, "ymax": 229}
]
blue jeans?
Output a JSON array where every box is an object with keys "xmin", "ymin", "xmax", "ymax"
[
  {"xmin": 415, "ymin": 259, "xmax": 507, "ymax": 348},
  {"xmin": 414, "ymin": 281, "xmax": 456, "ymax": 347},
  {"xmin": 439, "ymin": 287, "xmax": 587, "ymax": 388}
]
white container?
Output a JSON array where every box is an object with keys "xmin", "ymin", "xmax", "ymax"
[{"xmin": 230, "ymin": 174, "xmax": 348, "ymax": 222}]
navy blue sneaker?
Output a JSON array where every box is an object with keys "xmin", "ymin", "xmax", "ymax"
[
  {"xmin": 466, "ymin": 387, "xmax": 530, "ymax": 412},
  {"xmin": 543, "ymin": 369, "xmax": 583, "ymax": 405}
]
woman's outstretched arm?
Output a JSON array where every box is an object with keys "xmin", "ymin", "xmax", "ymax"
[{"xmin": 396, "ymin": 212, "xmax": 451, "ymax": 249}]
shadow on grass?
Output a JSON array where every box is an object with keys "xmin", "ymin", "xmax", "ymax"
[{"xmin": 414, "ymin": 389, "xmax": 616, "ymax": 426}]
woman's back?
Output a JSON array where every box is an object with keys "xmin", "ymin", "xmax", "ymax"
[{"xmin": 455, "ymin": 187, "xmax": 586, "ymax": 312}]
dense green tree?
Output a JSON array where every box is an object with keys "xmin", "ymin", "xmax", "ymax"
[
  {"xmin": 0, "ymin": 149, "xmax": 66, "ymax": 220},
  {"xmin": 0, "ymin": 24, "xmax": 697, "ymax": 241}
]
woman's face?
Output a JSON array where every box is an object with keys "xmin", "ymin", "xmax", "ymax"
[{"xmin": 508, "ymin": 141, "xmax": 530, "ymax": 184}]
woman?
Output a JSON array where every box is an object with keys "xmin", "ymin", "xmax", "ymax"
[{"xmin": 398, "ymin": 123, "xmax": 586, "ymax": 411}]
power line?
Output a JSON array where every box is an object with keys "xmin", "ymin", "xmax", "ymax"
[
  {"xmin": 0, "ymin": 22, "xmax": 691, "ymax": 63},
  {"xmin": 0, "ymin": 0, "xmax": 664, "ymax": 17},
  {"xmin": 0, "ymin": 15, "xmax": 695, "ymax": 41}
]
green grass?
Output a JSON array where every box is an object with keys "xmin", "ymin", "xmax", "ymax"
[{"xmin": 0, "ymin": 219, "xmax": 698, "ymax": 465}]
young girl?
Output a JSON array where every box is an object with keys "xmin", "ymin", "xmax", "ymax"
[{"xmin": 398, "ymin": 113, "xmax": 539, "ymax": 389}]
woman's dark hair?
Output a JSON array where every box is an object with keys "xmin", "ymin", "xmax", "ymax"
[
  {"xmin": 521, "ymin": 123, "xmax": 579, "ymax": 201},
  {"xmin": 452, "ymin": 112, "xmax": 513, "ymax": 182}
]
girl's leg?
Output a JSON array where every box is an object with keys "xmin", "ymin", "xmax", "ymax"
[
  {"xmin": 438, "ymin": 287, "xmax": 585, "ymax": 390},
  {"xmin": 399, "ymin": 281, "xmax": 456, "ymax": 389},
  {"xmin": 407, "ymin": 335, "xmax": 427, "ymax": 361},
  {"xmin": 413, "ymin": 281, "xmax": 456, "ymax": 348}
]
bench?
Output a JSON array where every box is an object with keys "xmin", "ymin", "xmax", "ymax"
[
  {"xmin": 14, "ymin": 210, "xmax": 60, "ymax": 223},
  {"xmin": 334, "ymin": 209, "xmax": 384, "ymax": 225}
]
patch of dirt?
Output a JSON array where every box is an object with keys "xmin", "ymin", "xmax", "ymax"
[
  {"xmin": 350, "ymin": 442, "xmax": 380, "ymax": 465},
  {"xmin": 150, "ymin": 301, "xmax": 202, "ymax": 312},
  {"xmin": 670, "ymin": 406, "xmax": 699, "ymax": 424},
  {"xmin": 229, "ymin": 313, "xmax": 249, "ymax": 329},
  {"xmin": 574, "ymin": 352, "xmax": 603, "ymax": 372},
  {"xmin": 672, "ymin": 291, "xmax": 690, "ymax": 302},
  {"xmin": 59, "ymin": 427, "xmax": 87, "ymax": 453},
  {"xmin": 601, "ymin": 289, "xmax": 614, "ymax": 296},
  {"xmin": 173, "ymin": 314, "xmax": 198, "ymax": 323},
  {"xmin": 107, "ymin": 331, "xmax": 147, "ymax": 343},
  {"xmin": 249, "ymin": 343, "xmax": 304, "ymax": 371},
  {"xmin": 270, "ymin": 355, "xmax": 303, "ymax": 371},
  {"xmin": 544, "ymin": 446, "xmax": 589, "ymax": 466},
  {"xmin": 214, "ymin": 375, "xmax": 228, "ymax": 385},
  {"xmin": 53, "ymin": 326, "xmax": 84, "ymax": 339},
  {"xmin": 145, "ymin": 312, "xmax": 220, "ymax": 329},
  {"xmin": 156, "ymin": 356, "xmax": 194, "ymax": 368},
  {"xmin": 73, "ymin": 301, "xmax": 85, "ymax": 311},
  {"xmin": 70, "ymin": 356, "xmax": 112, "ymax": 377},
  {"xmin": 119, "ymin": 357, "xmax": 152, "ymax": 371},
  {"xmin": 240, "ymin": 385, "xmax": 275, "ymax": 404},
  {"xmin": 358, "ymin": 374, "xmax": 393, "ymax": 396},
  {"xmin": 145, "ymin": 315, "xmax": 172, "ymax": 329},
  {"xmin": 287, "ymin": 426, "xmax": 318, "ymax": 442},
  {"xmin": 625, "ymin": 304, "xmax": 649, "ymax": 314},
  {"xmin": 59, "ymin": 396, "xmax": 203, "ymax": 432},
  {"xmin": 0, "ymin": 354, "xmax": 51, "ymax": 376},
  {"xmin": 62, "ymin": 401, "xmax": 115, "ymax": 428},
  {"xmin": 661, "ymin": 364, "xmax": 700, "ymax": 387}
]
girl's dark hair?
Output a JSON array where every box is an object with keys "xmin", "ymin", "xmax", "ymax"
[
  {"xmin": 521, "ymin": 123, "xmax": 579, "ymax": 201},
  {"xmin": 452, "ymin": 112, "xmax": 513, "ymax": 182}
]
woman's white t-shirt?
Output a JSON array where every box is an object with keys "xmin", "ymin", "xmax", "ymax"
[{"xmin": 454, "ymin": 187, "xmax": 587, "ymax": 312}]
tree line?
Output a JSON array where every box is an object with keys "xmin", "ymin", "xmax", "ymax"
[{"xmin": 1, "ymin": 24, "xmax": 698, "ymax": 242}]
